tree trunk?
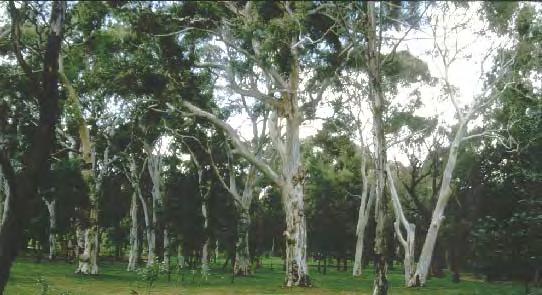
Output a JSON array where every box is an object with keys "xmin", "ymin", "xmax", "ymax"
[
  {"xmin": 282, "ymin": 182, "xmax": 310, "ymax": 287},
  {"xmin": 76, "ymin": 225, "xmax": 99, "ymax": 274},
  {"xmin": 127, "ymin": 190, "xmax": 139, "ymax": 271},
  {"xmin": 128, "ymin": 158, "xmax": 154, "ymax": 267},
  {"xmin": 0, "ymin": 169, "xmax": 9, "ymax": 228},
  {"xmin": 201, "ymin": 197, "xmax": 210, "ymax": 279},
  {"xmin": 163, "ymin": 227, "xmax": 170, "ymax": 267},
  {"xmin": 138, "ymin": 192, "xmax": 154, "ymax": 266},
  {"xmin": 144, "ymin": 144, "xmax": 162, "ymax": 267},
  {"xmin": 232, "ymin": 167, "xmax": 257, "ymax": 276},
  {"xmin": 387, "ymin": 164, "xmax": 416, "ymax": 286},
  {"xmin": 0, "ymin": 3, "xmax": 65, "ymax": 291},
  {"xmin": 44, "ymin": 199, "xmax": 57, "ymax": 261},
  {"xmin": 269, "ymin": 70, "xmax": 311, "ymax": 286},
  {"xmin": 364, "ymin": 2, "xmax": 391, "ymax": 294},
  {"xmin": 412, "ymin": 123, "xmax": 466, "ymax": 286},
  {"xmin": 61, "ymin": 52, "xmax": 111, "ymax": 276},
  {"xmin": 353, "ymin": 186, "xmax": 375, "ymax": 276},
  {"xmin": 214, "ymin": 240, "xmax": 218, "ymax": 263},
  {"xmin": 234, "ymin": 208, "xmax": 251, "ymax": 276}
]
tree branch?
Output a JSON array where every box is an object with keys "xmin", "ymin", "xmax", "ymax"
[{"xmin": 180, "ymin": 101, "xmax": 281, "ymax": 186}]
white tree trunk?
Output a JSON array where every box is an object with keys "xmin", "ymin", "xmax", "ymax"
[
  {"xmin": 126, "ymin": 157, "xmax": 153, "ymax": 267},
  {"xmin": 282, "ymin": 182, "xmax": 309, "ymax": 286},
  {"xmin": 127, "ymin": 190, "xmax": 139, "ymax": 271},
  {"xmin": 386, "ymin": 164, "xmax": 416, "ymax": 286},
  {"xmin": 353, "ymin": 137, "xmax": 373, "ymax": 277},
  {"xmin": 231, "ymin": 166, "xmax": 257, "ymax": 276},
  {"xmin": 280, "ymin": 114, "xmax": 310, "ymax": 287},
  {"xmin": 214, "ymin": 240, "xmax": 219, "ymax": 262},
  {"xmin": 177, "ymin": 244, "xmax": 185, "ymax": 270},
  {"xmin": 75, "ymin": 226, "xmax": 85, "ymax": 272},
  {"xmin": 44, "ymin": 199, "xmax": 57, "ymax": 261},
  {"xmin": 353, "ymin": 186, "xmax": 375, "ymax": 276},
  {"xmin": 75, "ymin": 226, "xmax": 98, "ymax": 274},
  {"xmin": 147, "ymin": 222, "xmax": 156, "ymax": 266},
  {"xmin": 76, "ymin": 226, "xmax": 99, "ymax": 274},
  {"xmin": 144, "ymin": 143, "xmax": 162, "ymax": 267},
  {"xmin": 412, "ymin": 123, "xmax": 466, "ymax": 286},
  {"xmin": 201, "ymin": 197, "xmax": 209, "ymax": 279},
  {"xmin": 234, "ymin": 206, "xmax": 251, "ymax": 276}
]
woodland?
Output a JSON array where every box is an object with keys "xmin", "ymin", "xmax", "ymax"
[{"xmin": 0, "ymin": 1, "xmax": 540, "ymax": 295}]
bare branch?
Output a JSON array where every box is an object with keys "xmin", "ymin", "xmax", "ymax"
[{"xmin": 180, "ymin": 101, "xmax": 281, "ymax": 186}]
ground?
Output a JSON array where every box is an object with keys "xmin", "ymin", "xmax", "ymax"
[{"xmin": 5, "ymin": 256, "xmax": 536, "ymax": 295}]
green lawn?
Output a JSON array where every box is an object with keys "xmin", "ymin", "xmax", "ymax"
[{"xmin": 5, "ymin": 257, "xmax": 537, "ymax": 295}]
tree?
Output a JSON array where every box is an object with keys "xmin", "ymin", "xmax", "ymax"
[
  {"xmin": 0, "ymin": 1, "xmax": 66, "ymax": 292},
  {"xmin": 170, "ymin": 1, "xmax": 338, "ymax": 286}
]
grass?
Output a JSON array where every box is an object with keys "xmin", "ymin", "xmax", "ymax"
[{"xmin": 5, "ymin": 256, "xmax": 538, "ymax": 295}]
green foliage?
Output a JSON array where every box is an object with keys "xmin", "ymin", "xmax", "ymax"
[
  {"xmin": 304, "ymin": 128, "xmax": 362, "ymax": 257},
  {"xmin": 472, "ymin": 209, "xmax": 542, "ymax": 281},
  {"xmin": 136, "ymin": 262, "xmax": 160, "ymax": 294}
]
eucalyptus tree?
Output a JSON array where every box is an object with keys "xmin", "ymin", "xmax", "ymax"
[
  {"xmin": 167, "ymin": 1, "xmax": 340, "ymax": 286},
  {"xmin": 59, "ymin": 1, "xmax": 123, "ymax": 273},
  {"xmin": 0, "ymin": 1, "xmax": 66, "ymax": 292},
  {"xmin": 324, "ymin": 2, "xmax": 431, "ymax": 291},
  {"xmin": 399, "ymin": 4, "xmax": 516, "ymax": 285}
]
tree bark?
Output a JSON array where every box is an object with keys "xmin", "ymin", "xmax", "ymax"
[
  {"xmin": 364, "ymin": 2, "xmax": 391, "ymax": 294},
  {"xmin": 353, "ymin": 186, "xmax": 375, "ymax": 276},
  {"xmin": 126, "ymin": 157, "xmax": 153, "ymax": 267},
  {"xmin": 127, "ymin": 190, "xmax": 139, "ymax": 271},
  {"xmin": 353, "ymin": 139, "xmax": 373, "ymax": 277},
  {"xmin": 0, "ymin": 168, "xmax": 9, "ymax": 229},
  {"xmin": 201, "ymin": 196, "xmax": 210, "ymax": 279},
  {"xmin": 234, "ymin": 207, "xmax": 251, "ymax": 276},
  {"xmin": 387, "ymin": 164, "xmax": 416, "ymax": 286},
  {"xmin": 44, "ymin": 199, "xmax": 57, "ymax": 261},
  {"xmin": 144, "ymin": 142, "xmax": 162, "ymax": 266}
]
